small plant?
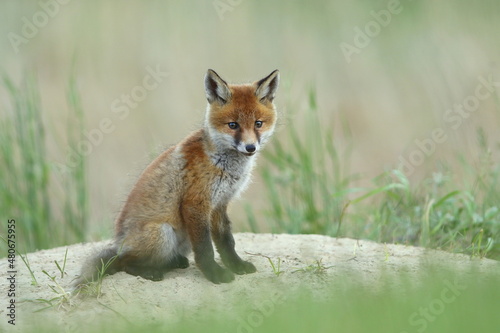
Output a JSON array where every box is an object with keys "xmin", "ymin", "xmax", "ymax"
[
  {"xmin": 54, "ymin": 248, "xmax": 69, "ymax": 279},
  {"xmin": 246, "ymin": 252, "xmax": 285, "ymax": 277},
  {"xmin": 352, "ymin": 240, "xmax": 361, "ymax": 257},
  {"xmin": 0, "ymin": 235, "xmax": 38, "ymax": 285},
  {"xmin": 19, "ymin": 252, "xmax": 38, "ymax": 286},
  {"xmin": 267, "ymin": 256, "xmax": 284, "ymax": 277},
  {"xmin": 469, "ymin": 229, "xmax": 494, "ymax": 258},
  {"xmin": 34, "ymin": 270, "xmax": 73, "ymax": 312},
  {"xmin": 383, "ymin": 244, "xmax": 390, "ymax": 261},
  {"xmin": 292, "ymin": 259, "xmax": 332, "ymax": 274},
  {"xmin": 26, "ymin": 251, "xmax": 74, "ymax": 312}
]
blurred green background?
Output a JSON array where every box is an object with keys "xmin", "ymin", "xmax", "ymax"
[{"xmin": 1, "ymin": 0, "xmax": 499, "ymax": 255}]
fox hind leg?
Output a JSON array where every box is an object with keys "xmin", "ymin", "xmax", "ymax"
[
  {"xmin": 119, "ymin": 223, "xmax": 190, "ymax": 281},
  {"xmin": 167, "ymin": 228, "xmax": 191, "ymax": 269},
  {"xmin": 121, "ymin": 255, "xmax": 188, "ymax": 281}
]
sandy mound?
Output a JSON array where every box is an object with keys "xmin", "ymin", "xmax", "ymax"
[{"xmin": 1, "ymin": 233, "xmax": 498, "ymax": 332}]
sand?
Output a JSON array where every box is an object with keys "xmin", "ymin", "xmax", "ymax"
[{"xmin": 1, "ymin": 233, "xmax": 498, "ymax": 332}]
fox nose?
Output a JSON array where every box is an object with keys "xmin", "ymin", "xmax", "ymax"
[{"xmin": 245, "ymin": 144, "xmax": 256, "ymax": 153}]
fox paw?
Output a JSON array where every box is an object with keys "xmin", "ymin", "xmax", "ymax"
[
  {"xmin": 170, "ymin": 255, "xmax": 189, "ymax": 269},
  {"xmin": 203, "ymin": 264, "xmax": 235, "ymax": 284},
  {"xmin": 136, "ymin": 269, "xmax": 165, "ymax": 281},
  {"xmin": 177, "ymin": 256, "xmax": 190, "ymax": 269},
  {"xmin": 228, "ymin": 260, "xmax": 257, "ymax": 275}
]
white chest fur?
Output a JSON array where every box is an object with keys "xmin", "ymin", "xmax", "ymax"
[{"xmin": 210, "ymin": 151, "xmax": 256, "ymax": 207}]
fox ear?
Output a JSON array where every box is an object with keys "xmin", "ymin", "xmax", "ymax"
[
  {"xmin": 255, "ymin": 70, "xmax": 280, "ymax": 103},
  {"xmin": 205, "ymin": 69, "xmax": 231, "ymax": 105}
]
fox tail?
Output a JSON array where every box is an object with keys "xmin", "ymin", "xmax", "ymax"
[{"xmin": 72, "ymin": 244, "xmax": 121, "ymax": 292}]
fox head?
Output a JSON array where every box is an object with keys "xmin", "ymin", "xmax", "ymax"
[{"xmin": 204, "ymin": 69, "xmax": 280, "ymax": 156}]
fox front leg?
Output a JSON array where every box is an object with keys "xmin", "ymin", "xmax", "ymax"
[
  {"xmin": 211, "ymin": 206, "xmax": 257, "ymax": 275},
  {"xmin": 182, "ymin": 203, "xmax": 235, "ymax": 284}
]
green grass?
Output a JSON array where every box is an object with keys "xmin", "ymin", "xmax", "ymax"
[
  {"xmin": 2, "ymin": 72, "xmax": 498, "ymax": 261},
  {"xmin": 247, "ymin": 89, "xmax": 500, "ymax": 260},
  {"xmin": 252, "ymin": 89, "xmax": 356, "ymax": 236},
  {"xmin": 0, "ymin": 74, "xmax": 88, "ymax": 252}
]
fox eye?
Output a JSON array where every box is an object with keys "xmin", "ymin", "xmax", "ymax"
[
  {"xmin": 255, "ymin": 121, "xmax": 263, "ymax": 128},
  {"xmin": 228, "ymin": 122, "xmax": 239, "ymax": 130}
]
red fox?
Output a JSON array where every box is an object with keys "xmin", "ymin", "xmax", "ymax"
[{"xmin": 75, "ymin": 69, "xmax": 279, "ymax": 286}]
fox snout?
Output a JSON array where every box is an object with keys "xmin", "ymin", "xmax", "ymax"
[
  {"xmin": 234, "ymin": 127, "xmax": 261, "ymax": 156},
  {"xmin": 236, "ymin": 141, "xmax": 259, "ymax": 156},
  {"xmin": 245, "ymin": 144, "xmax": 256, "ymax": 153}
]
